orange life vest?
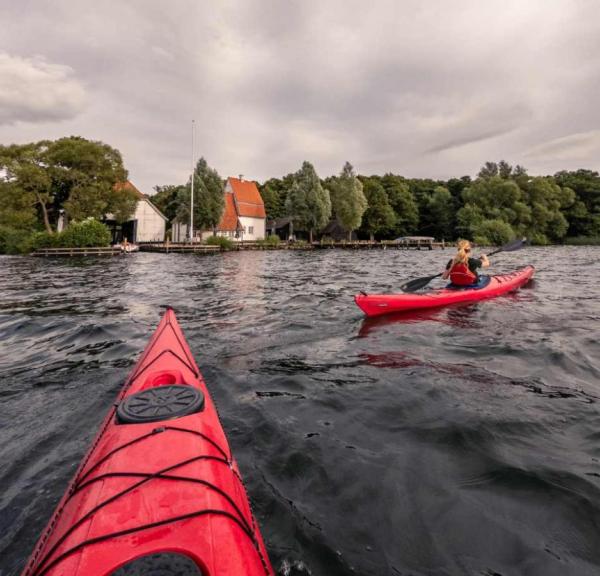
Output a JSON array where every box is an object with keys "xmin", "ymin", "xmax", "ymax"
[{"xmin": 449, "ymin": 261, "xmax": 477, "ymax": 285}]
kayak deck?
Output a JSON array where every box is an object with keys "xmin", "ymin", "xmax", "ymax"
[
  {"xmin": 355, "ymin": 266, "xmax": 535, "ymax": 317},
  {"xmin": 22, "ymin": 308, "xmax": 273, "ymax": 576}
]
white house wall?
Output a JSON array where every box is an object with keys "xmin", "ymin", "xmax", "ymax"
[
  {"xmin": 238, "ymin": 216, "xmax": 265, "ymax": 241},
  {"xmin": 135, "ymin": 200, "xmax": 166, "ymax": 242}
]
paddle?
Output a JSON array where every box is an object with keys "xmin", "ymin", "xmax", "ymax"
[{"xmin": 399, "ymin": 237, "xmax": 528, "ymax": 293}]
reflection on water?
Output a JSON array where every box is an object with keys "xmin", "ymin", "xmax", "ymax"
[{"xmin": 1, "ymin": 247, "xmax": 600, "ymax": 576}]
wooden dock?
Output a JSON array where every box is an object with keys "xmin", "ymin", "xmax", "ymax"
[
  {"xmin": 32, "ymin": 247, "xmax": 124, "ymax": 257},
  {"xmin": 141, "ymin": 243, "xmax": 221, "ymax": 254},
  {"xmin": 316, "ymin": 239, "xmax": 445, "ymax": 250},
  {"xmin": 140, "ymin": 239, "xmax": 444, "ymax": 252},
  {"xmin": 139, "ymin": 242, "xmax": 316, "ymax": 253},
  {"xmin": 32, "ymin": 238, "xmax": 445, "ymax": 257}
]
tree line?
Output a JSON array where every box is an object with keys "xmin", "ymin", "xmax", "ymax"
[
  {"xmin": 2, "ymin": 136, "xmax": 600, "ymax": 253},
  {"xmin": 258, "ymin": 160, "xmax": 600, "ymax": 245}
]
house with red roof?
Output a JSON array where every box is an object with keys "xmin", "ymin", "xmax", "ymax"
[
  {"xmin": 215, "ymin": 177, "xmax": 266, "ymax": 241},
  {"xmin": 172, "ymin": 176, "xmax": 266, "ymax": 242}
]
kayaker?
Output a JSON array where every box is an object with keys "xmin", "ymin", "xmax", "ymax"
[{"xmin": 442, "ymin": 239, "xmax": 489, "ymax": 285}]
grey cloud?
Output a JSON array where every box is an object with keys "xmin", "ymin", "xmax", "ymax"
[
  {"xmin": 0, "ymin": 1, "xmax": 599, "ymax": 191},
  {"xmin": 524, "ymin": 130, "xmax": 600, "ymax": 161},
  {"xmin": 0, "ymin": 52, "xmax": 86, "ymax": 125}
]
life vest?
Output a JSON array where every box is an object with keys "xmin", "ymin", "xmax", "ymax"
[{"xmin": 449, "ymin": 261, "xmax": 477, "ymax": 285}]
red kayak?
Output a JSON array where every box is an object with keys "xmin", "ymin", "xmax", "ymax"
[
  {"xmin": 22, "ymin": 308, "xmax": 274, "ymax": 576},
  {"xmin": 355, "ymin": 265, "xmax": 535, "ymax": 318}
]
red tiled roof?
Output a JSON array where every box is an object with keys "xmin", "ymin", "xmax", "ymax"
[
  {"xmin": 228, "ymin": 177, "xmax": 266, "ymax": 218},
  {"xmin": 217, "ymin": 192, "xmax": 242, "ymax": 231},
  {"xmin": 114, "ymin": 180, "xmax": 145, "ymax": 199},
  {"xmin": 113, "ymin": 180, "xmax": 167, "ymax": 220}
]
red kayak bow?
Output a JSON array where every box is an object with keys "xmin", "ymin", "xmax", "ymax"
[
  {"xmin": 355, "ymin": 266, "xmax": 535, "ymax": 318},
  {"xmin": 22, "ymin": 308, "xmax": 274, "ymax": 576}
]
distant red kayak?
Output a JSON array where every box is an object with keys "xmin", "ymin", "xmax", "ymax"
[
  {"xmin": 355, "ymin": 266, "xmax": 535, "ymax": 318},
  {"xmin": 22, "ymin": 308, "xmax": 274, "ymax": 576}
]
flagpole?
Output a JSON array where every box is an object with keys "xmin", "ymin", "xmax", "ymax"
[{"xmin": 190, "ymin": 119, "xmax": 195, "ymax": 242}]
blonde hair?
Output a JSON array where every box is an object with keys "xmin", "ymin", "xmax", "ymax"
[{"xmin": 453, "ymin": 239, "xmax": 472, "ymax": 265}]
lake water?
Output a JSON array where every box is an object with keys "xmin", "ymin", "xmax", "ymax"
[{"xmin": 1, "ymin": 247, "xmax": 600, "ymax": 576}]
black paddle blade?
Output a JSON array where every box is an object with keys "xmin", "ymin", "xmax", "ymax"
[
  {"xmin": 502, "ymin": 237, "xmax": 528, "ymax": 251},
  {"xmin": 400, "ymin": 273, "xmax": 442, "ymax": 293},
  {"xmin": 486, "ymin": 237, "xmax": 528, "ymax": 257}
]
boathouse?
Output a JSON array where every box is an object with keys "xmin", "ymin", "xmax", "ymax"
[{"xmin": 107, "ymin": 181, "xmax": 167, "ymax": 243}]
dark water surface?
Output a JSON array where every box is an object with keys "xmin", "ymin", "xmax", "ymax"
[{"xmin": 1, "ymin": 247, "xmax": 600, "ymax": 576}]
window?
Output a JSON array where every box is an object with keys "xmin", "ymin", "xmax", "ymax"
[{"xmin": 248, "ymin": 226, "xmax": 254, "ymax": 234}]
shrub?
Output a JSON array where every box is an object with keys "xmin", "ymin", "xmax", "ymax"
[
  {"xmin": 564, "ymin": 236, "xmax": 600, "ymax": 246},
  {"xmin": 527, "ymin": 232, "xmax": 549, "ymax": 246},
  {"xmin": 205, "ymin": 235, "xmax": 234, "ymax": 250},
  {"xmin": 256, "ymin": 235, "xmax": 281, "ymax": 247},
  {"xmin": 473, "ymin": 219, "xmax": 514, "ymax": 246},
  {"xmin": 0, "ymin": 226, "xmax": 35, "ymax": 254},
  {"xmin": 59, "ymin": 219, "xmax": 111, "ymax": 247},
  {"xmin": 30, "ymin": 231, "xmax": 60, "ymax": 250}
]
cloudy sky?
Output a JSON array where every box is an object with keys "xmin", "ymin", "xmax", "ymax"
[{"xmin": 1, "ymin": 0, "xmax": 599, "ymax": 193}]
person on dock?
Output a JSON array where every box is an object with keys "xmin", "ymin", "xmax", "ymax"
[{"xmin": 442, "ymin": 239, "xmax": 489, "ymax": 285}]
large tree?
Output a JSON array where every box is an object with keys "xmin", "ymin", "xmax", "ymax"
[
  {"xmin": 152, "ymin": 184, "xmax": 186, "ymax": 224},
  {"xmin": 520, "ymin": 176, "xmax": 574, "ymax": 244},
  {"xmin": 0, "ymin": 141, "xmax": 55, "ymax": 233},
  {"xmin": 327, "ymin": 162, "xmax": 367, "ymax": 240},
  {"xmin": 458, "ymin": 175, "xmax": 530, "ymax": 240},
  {"xmin": 285, "ymin": 161, "xmax": 331, "ymax": 242},
  {"xmin": 176, "ymin": 157, "xmax": 225, "ymax": 236},
  {"xmin": 554, "ymin": 169, "xmax": 600, "ymax": 238},
  {"xmin": 359, "ymin": 177, "xmax": 396, "ymax": 241},
  {"xmin": 258, "ymin": 180, "xmax": 283, "ymax": 219},
  {"xmin": 380, "ymin": 174, "xmax": 419, "ymax": 236},
  {"xmin": 0, "ymin": 180, "xmax": 38, "ymax": 230},
  {"xmin": 0, "ymin": 137, "xmax": 131, "ymax": 232},
  {"xmin": 427, "ymin": 186, "xmax": 455, "ymax": 241}
]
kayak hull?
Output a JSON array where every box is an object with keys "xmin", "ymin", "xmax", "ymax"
[
  {"xmin": 355, "ymin": 265, "xmax": 535, "ymax": 318},
  {"xmin": 22, "ymin": 308, "xmax": 273, "ymax": 576}
]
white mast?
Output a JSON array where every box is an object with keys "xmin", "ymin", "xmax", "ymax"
[{"xmin": 190, "ymin": 119, "xmax": 195, "ymax": 242}]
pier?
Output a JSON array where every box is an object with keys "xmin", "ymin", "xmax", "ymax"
[
  {"xmin": 32, "ymin": 247, "xmax": 124, "ymax": 257},
  {"xmin": 32, "ymin": 238, "xmax": 445, "ymax": 257}
]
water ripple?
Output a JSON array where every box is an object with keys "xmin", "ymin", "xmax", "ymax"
[{"xmin": 1, "ymin": 247, "xmax": 600, "ymax": 575}]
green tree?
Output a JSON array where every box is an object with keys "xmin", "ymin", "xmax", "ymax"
[
  {"xmin": 0, "ymin": 180, "xmax": 38, "ymax": 230},
  {"xmin": 554, "ymin": 169, "xmax": 600, "ymax": 238},
  {"xmin": 478, "ymin": 162, "xmax": 499, "ymax": 179},
  {"xmin": 259, "ymin": 174, "xmax": 295, "ymax": 220},
  {"xmin": 327, "ymin": 162, "xmax": 367, "ymax": 240},
  {"xmin": 380, "ymin": 174, "xmax": 419, "ymax": 236},
  {"xmin": 0, "ymin": 141, "xmax": 55, "ymax": 232},
  {"xmin": 498, "ymin": 160, "xmax": 513, "ymax": 179},
  {"xmin": 285, "ymin": 161, "xmax": 331, "ymax": 242},
  {"xmin": 0, "ymin": 137, "xmax": 129, "ymax": 231},
  {"xmin": 45, "ymin": 136, "xmax": 128, "ymax": 221},
  {"xmin": 473, "ymin": 219, "xmax": 515, "ymax": 245},
  {"xmin": 152, "ymin": 185, "xmax": 186, "ymax": 224},
  {"xmin": 359, "ymin": 177, "xmax": 396, "ymax": 241},
  {"xmin": 258, "ymin": 180, "xmax": 282, "ymax": 219},
  {"xmin": 176, "ymin": 157, "xmax": 225, "ymax": 235},
  {"xmin": 427, "ymin": 186, "xmax": 454, "ymax": 240},
  {"xmin": 458, "ymin": 176, "xmax": 530, "ymax": 238},
  {"xmin": 520, "ymin": 177, "xmax": 573, "ymax": 243}
]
